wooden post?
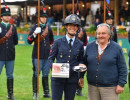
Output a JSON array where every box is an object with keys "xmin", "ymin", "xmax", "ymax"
[
  {"xmin": 37, "ymin": 0, "xmax": 40, "ymax": 97},
  {"xmin": 72, "ymin": 0, "xmax": 74, "ymax": 14},
  {"xmin": 63, "ymin": 0, "xmax": 66, "ymax": 21},
  {"xmin": 114, "ymin": 0, "xmax": 119, "ymax": 26},
  {"xmin": 104, "ymin": 0, "xmax": 106, "ymax": 22}
]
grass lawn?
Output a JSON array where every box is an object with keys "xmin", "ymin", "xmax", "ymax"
[{"xmin": 0, "ymin": 45, "xmax": 130, "ymax": 100}]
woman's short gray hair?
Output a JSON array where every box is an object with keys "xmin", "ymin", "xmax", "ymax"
[{"xmin": 95, "ymin": 23, "xmax": 113, "ymax": 39}]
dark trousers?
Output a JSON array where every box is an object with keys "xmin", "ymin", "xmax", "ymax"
[{"xmin": 51, "ymin": 80, "xmax": 77, "ymax": 100}]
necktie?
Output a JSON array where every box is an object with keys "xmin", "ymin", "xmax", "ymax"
[{"xmin": 69, "ymin": 39, "xmax": 73, "ymax": 48}]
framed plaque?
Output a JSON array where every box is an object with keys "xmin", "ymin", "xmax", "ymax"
[{"xmin": 52, "ymin": 63, "xmax": 69, "ymax": 78}]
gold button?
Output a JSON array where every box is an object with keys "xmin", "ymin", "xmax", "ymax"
[
  {"xmin": 68, "ymin": 56, "xmax": 70, "ymax": 58},
  {"xmin": 69, "ymin": 50, "xmax": 71, "ymax": 52},
  {"xmin": 67, "ymin": 61, "xmax": 69, "ymax": 63}
]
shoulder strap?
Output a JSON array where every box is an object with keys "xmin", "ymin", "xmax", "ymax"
[
  {"xmin": 35, "ymin": 26, "xmax": 48, "ymax": 43},
  {"xmin": 111, "ymin": 26, "xmax": 114, "ymax": 32},
  {"xmin": 0, "ymin": 25, "xmax": 13, "ymax": 44}
]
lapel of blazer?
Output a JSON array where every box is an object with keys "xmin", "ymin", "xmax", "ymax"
[
  {"xmin": 72, "ymin": 38, "xmax": 79, "ymax": 49},
  {"xmin": 61, "ymin": 36, "xmax": 70, "ymax": 49}
]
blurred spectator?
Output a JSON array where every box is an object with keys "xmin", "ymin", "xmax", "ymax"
[
  {"xmin": 100, "ymin": 7, "xmax": 104, "ymax": 14},
  {"xmin": 86, "ymin": 10, "xmax": 95, "ymax": 26},
  {"xmin": 47, "ymin": 16, "xmax": 55, "ymax": 26},
  {"xmin": 96, "ymin": 8, "xmax": 100, "ymax": 16},
  {"xmin": 15, "ymin": 16, "xmax": 20, "ymax": 27},
  {"xmin": 81, "ymin": 16, "xmax": 85, "ymax": 27},
  {"xmin": 119, "ymin": 16, "xmax": 125, "ymax": 26},
  {"xmin": 96, "ymin": 9, "xmax": 103, "ymax": 23},
  {"xmin": 31, "ymin": 14, "xmax": 36, "ymax": 24},
  {"xmin": 95, "ymin": 18, "xmax": 101, "ymax": 27}
]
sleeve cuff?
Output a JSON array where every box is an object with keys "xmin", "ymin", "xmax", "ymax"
[
  {"xmin": 118, "ymin": 83, "xmax": 125, "ymax": 87},
  {"xmin": 33, "ymin": 33, "xmax": 37, "ymax": 38}
]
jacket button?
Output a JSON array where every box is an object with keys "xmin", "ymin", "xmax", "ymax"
[
  {"xmin": 68, "ymin": 56, "xmax": 70, "ymax": 58},
  {"xmin": 6, "ymin": 47, "xmax": 8, "ymax": 48},
  {"xmin": 67, "ymin": 61, "xmax": 69, "ymax": 63},
  {"xmin": 69, "ymin": 50, "xmax": 71, "ymax": 52},
  {"xmin": 96, "ymin": 76, "xmax": 98, "ymax": 78}
]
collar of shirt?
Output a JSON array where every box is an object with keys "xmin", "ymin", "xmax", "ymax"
[
  {"xmin": 66, "ymin": 34, "xmax": 75, "ymax": 46},
  {"xmin": 121, "ymin": 22, "xmax": 125, "ymax": 26},
  {"xmin": 40, "ymin": 23, "xmax": 46, "ymax": 27},
  {"xmin": 1, "ymin": 21, "xmax": 10, "ymax": 28},
  {"xmin": 96, "ymin": 40, "xmax": 110, "ymax": 55}
]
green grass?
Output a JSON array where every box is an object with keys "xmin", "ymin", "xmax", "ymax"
[{"xmin": 0, "ymin": 45, "xmax": 130, "ymax": 100}]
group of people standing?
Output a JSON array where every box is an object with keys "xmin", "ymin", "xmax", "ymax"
[{"xmin": 0, "ymin": 5, "xmax": 128, "ymax": 100}]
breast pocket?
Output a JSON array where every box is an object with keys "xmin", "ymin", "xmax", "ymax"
[
  {"xmin": 58, "ymin": 50, "xmax": 68, "ymax": 59},
  {"xmin": 73, "ymin": 49, "xmax": 80, "ymax": 59}
]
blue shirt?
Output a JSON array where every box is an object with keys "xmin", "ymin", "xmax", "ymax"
[{"xmin": 66, "ymin": 34, "xmax": 75, "ymax": 46}]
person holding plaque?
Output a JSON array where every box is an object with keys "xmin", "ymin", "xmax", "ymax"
[{"xmin": 47, "ymin": 14, "xmax": 86, "ymax": 100}]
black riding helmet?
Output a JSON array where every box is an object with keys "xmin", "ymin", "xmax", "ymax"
[
  {"xmin": 64, "ymin": 14, "xmax": 81, "ymax": 26},
  {"xmin": 64, "ymin": 14, "xmax": 81, "ymax": 36}
]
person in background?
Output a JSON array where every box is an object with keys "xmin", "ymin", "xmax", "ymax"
[
  {"xmin": 95, "ymin": 18, "xmax": 101, "ymax": 27},
  {"xmin": 74, "ymin": 10, "xmax": 88, "ymax": 96},
  {"xmin": 80, "ymin": 23, "xmax": 127, "ymax": 100},
  {"xmin": 81, "ymin": 15, "xmax": 85, "ymax": 27},
  {"xmin": 96, "ymin": 9, "xmax": 103, "ymax": 24},
  {"xmin": 75, "ymin": 27, "xmax": 87, "ymax": 96},
  {"xmin": 48, "ymin": 14, "xmax": 86, "ymax": 100},
  {"xmin": 86, "ymin": 10, "xmax": 95, "ymax": 26},
  {"xmin": 105, "ymin": 8, "xmax": 117, "ymax": 42},
  {"xmin": 47, "ymin": 15, "xmax": 55, "ymax": 26},
  {"xmin": 27, "ymin": 8, "xmax": 53, "ymax": 99},
  {"xmin": 0, "ymin": 6, "xmax": 18, "ymax": 100},
  {"xmin": 119, "ymin": 16, "xmax": 125, "ymax": 26}
]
